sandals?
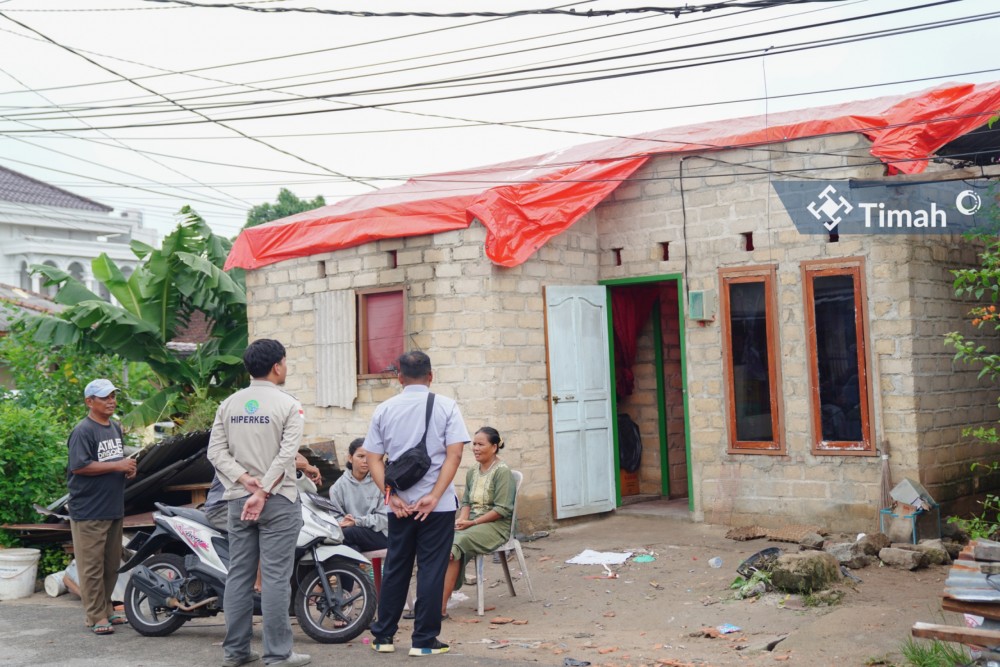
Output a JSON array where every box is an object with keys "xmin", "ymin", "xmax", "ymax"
[
  {"xmin": 91, "ymin": 623, "xmax": 114, "ymax": 635},
  {"xmin": 108, "ymin": 614, "xmax": 128, "ymax": 626}
]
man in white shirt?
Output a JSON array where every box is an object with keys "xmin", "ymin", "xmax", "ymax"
[{"xmin": 364, "ymin": 351, "xmax": 469, "ymax": 657}]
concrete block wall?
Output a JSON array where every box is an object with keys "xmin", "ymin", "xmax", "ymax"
[
  {"xmin": 245, "ymin": 219, "xmax": 601, "ymax": 531},
  {"xmin": 591, "ymin": 132, "xmax": 999, "ymax": 531},
  {"xmin": 906, "ymin": 239, "xmax": 1000, "ymax": 500}
]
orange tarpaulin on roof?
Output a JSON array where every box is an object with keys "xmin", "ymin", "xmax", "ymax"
[{"xmin": 225, "ymin": 82, "xmax": 1000, "ymax": 271}]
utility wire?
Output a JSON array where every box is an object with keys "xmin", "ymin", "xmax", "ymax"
[
  {"xmin": 0, "ymin": 0, "xmax": 780, "ymax": 114},
  {"xmin": 14, "ymin": 64, "xmax": 994, "ymax": 144},
  {"xmin": 2, "ymin": 5, "xmax": 986, "ymax": 134},
  {"xmin": 0, "ymin": 11, "xmax": 377, "ymax": 190},
  {"xmin": 2, "ymin": 0, "xmax": 956, "ymax": 123},
  {"xmin": 0, "ymin": 63, "xmax": 252, "ymax": 212},
  {"xmin": 0, "ymin": 0, "xmax": 587, "ymax": 99},
  {"xmin": 142, "ymin": 0, "xmax": 843, "ymax": 19}
]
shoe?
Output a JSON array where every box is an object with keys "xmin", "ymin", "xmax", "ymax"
[
  {"xmin": 409, "ymin": 640, "xmax": 450, "ymax": 656},
  {"xmin": 268, "ymin": 653, "xmax": 310, "ymax": 667},
  {"xmin": 402, "ymin": 610, "xmax": 416, "ymax": 620},
  {"xmin": 221, "ymin": 652, "xmax": 260, "ymax": 667},
  {"xmin": 371, "ymin": 637, "xmax": 395, "ymax": 653}
]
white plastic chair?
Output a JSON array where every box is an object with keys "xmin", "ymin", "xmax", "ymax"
[{"xmin": 474, "ymin": 469, "xmax": 535, "ymax": 616}]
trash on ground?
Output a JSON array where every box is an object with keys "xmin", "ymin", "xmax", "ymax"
[
  {"xmin": 632, "ymin": 554, "xmax": 656, "ymax": 563},
  {"xmin": 522, "ymin": 530, "xmax": 550, "ymax": 542},
  {"xmin": 691, "ymin": 627, "xmax": 728, "ymax": 638},
  {"xmin": 562, "ymin": 659, "xmax": 591, "ymax": 667},
  {"xmin": 737, "ymin": 547, "xmax": 783, "ymax": 577},
  {"xmin": 566, "ymin": 549, "xmax": 633, "ymax": 565},
  {"xmin": 717, "ymin": 623, "xmax": 742, "ymax": 634},
  {"xmin": 708, "ymin": 557, "xmax": 723, "ymax": 568}
]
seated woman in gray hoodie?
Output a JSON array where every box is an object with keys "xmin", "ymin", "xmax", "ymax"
[{"xmin": 329, "ymin": 438, "xmax": 388, "ymax": 552}]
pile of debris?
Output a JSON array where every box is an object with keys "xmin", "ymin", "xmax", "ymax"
[{"xmin": 4, "ymin": 430, "xmax": 341, "ymax": 542}]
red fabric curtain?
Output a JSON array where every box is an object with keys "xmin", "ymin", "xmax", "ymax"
[
  {"xmin": 611, "ymin": 286, "xmax": 660, "ymax": 398},
  {"xmin": 366, "ymin": 291, "xmax": 404, "ymax": 374}
]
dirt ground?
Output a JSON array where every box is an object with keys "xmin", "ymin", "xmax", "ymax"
[
  {"xmin": 434, "ymin": 512, "xmax": 954, "ymax": 667},
  {"xmin": 7, "ymin": 511, "xmax": 955, "ymax": 667}
]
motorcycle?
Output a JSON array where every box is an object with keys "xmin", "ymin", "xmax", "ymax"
[{"xmin": 120, "ymin": 485, "xmax": 376, "ymax": 644}]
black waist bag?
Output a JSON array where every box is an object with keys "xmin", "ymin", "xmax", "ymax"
[{"xmin": 384, "ymin": 393, "xmax": 435, "ymax": 492}]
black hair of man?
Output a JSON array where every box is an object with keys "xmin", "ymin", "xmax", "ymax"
[
  {"xmin": 396, "ymin": 350, "xmax": 431, "ymax": 380},
  {"xmin": 243, "ymin": 339, "xmax": 286, "ymax": 378}
]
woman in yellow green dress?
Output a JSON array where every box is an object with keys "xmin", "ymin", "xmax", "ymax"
[{"xmin": 441, "ymin": 426, "xmax": 515, "ymax": 618}]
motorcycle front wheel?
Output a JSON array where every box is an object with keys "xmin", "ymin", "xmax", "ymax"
[
  {"xmin": 123, "ymin": 553, "xmax": 189, "ymax": 637},
  {"xmin": 294, "ymin": 560, "xmax": 376, "ymax": 643}
]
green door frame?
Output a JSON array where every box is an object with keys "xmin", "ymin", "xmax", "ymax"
[{"xmin": 599, "ymin": 273, "xmax": 693, "ymax": 512}]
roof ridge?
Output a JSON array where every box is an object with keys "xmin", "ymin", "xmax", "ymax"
[{"xmin": 0, "ymin": 164, "xmax": 112, "ymax": 213}]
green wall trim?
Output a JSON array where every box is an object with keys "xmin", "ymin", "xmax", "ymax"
[
  {"xmin": 601, "ymin": 274, "xmax": 691, "ymax": 511},
  {"xmin": 652, "ymin": 299, "xmax": 670, "ymax": 497}
]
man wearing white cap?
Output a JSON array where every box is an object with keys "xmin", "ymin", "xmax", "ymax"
[{"xmin": 67, "ymin": 378, "xmax": 137, "ymax": 635}]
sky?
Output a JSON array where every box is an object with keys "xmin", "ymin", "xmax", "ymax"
[{"xmin": 0, "ymin": 0, "xmax": 997, "ymax": 241}]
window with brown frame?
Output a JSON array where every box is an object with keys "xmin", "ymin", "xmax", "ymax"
[
  {"xmin": 357, "ymin": 287, "xmax": 406, "ymax": 377},
  {"xmin": 719, "ymin": 266, "xmax": 784, "ymax": 454},
  {"xmin": 802, "ymin": 258, "xmax": 873, "ymax": 454}
]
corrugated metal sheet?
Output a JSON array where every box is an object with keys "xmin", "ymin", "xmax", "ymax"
[{"xmin": 315, "ymin": 290, "xmax": 357, "ymax": 409}]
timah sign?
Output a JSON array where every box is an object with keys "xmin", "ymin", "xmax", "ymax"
[{"xmin": 772, "ymin": 179, "xmax": 993, "ymax": 235}]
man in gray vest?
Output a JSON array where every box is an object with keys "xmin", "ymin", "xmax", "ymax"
[{"xmin": 207, "ymin": 339, "xmax": 309, "ymax": 667}]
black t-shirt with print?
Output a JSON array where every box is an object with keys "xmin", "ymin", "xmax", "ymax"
[{"xmin": 66, "ymin": 417, "xmax": 127, "ymax": 521}]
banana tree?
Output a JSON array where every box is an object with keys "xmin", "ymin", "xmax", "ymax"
[{"xmin": 25, "ymin": 207, "xmax": 248, "ymax": 428}]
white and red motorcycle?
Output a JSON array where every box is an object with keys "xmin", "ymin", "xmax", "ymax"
[{"xmin": 120, "ymin": 487, "xmax": 375, "ymax": 644}]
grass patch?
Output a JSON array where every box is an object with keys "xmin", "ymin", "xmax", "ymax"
[{"xmin": 899, "ymin": 637, "xmax": 971, "ymax": 667}]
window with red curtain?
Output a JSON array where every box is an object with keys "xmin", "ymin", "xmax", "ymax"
[{"xmin": 358, "ymin": 289, "xmax": 405, "ymax": 375}]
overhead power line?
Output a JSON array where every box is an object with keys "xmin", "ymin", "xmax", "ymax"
[
  {"xmin": 142, "ymin": 0, "xmax": 844, "ymax": 19},
  {"xmin": 0, "ymin": 3, "xmax": 985, "ymax": 134},
  {"xmin": 0, "ymin": 10, "xmax": 378, "ymax": 191},
  {"xmin": 1, "ymin": 0, "xmax": 941, "ymax": 123}
]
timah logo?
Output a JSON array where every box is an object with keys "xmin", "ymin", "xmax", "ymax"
[
  {"xmin": 808, "ymin": 185, "xmax": 853, "ymax": 231},
  {"xmin": 773, "ymin": 179, "xmax": 991, "ymax": 235}
]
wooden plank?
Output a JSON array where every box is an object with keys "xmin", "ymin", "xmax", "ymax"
[
  {"xmin": 975, "ymin": 544, "xmax": 1000, "ymax": 562},
  {"xmin": 912, "ymin": 622, "xmax": 1000, "ymax": 645},
  {"xmin": 942, "ymin": 596, "xmax": 1000, "ymax": 621}
]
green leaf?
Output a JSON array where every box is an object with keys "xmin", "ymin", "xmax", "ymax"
[{"xmin": 121, "ymin": 385, "xmax": 184, "ymax": 429}]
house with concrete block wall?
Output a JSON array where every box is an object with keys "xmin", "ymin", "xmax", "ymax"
[{"xmin": 227, "ymin": 82, "xmax": 1000, "ymax": 533}]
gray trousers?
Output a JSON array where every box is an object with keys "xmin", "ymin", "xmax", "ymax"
[{"xmin": 224, "ymin": 495, "xmax": 302, "ymax": 664}]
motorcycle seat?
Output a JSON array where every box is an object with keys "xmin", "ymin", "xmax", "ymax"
[{"xmin": 154, "ymin": 502, "xmax": 224, "ymax": 532}]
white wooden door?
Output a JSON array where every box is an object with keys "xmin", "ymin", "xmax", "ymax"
[{"xmin": 545, "ymin": 285, "xmax": 616, "ymax": 519}]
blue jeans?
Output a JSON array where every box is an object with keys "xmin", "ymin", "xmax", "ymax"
[
  {"xmin": 224, "ymin": 495, "xmax": 302, "ymax": 664},
  {"xmin": 370, "ymin": 510, "xmax": 455, "ymax": 648}
]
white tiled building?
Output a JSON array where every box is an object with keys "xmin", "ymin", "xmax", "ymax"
[{"xmin": 0, "ymin": 166, "xmax": 156, "ymax": 298}]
